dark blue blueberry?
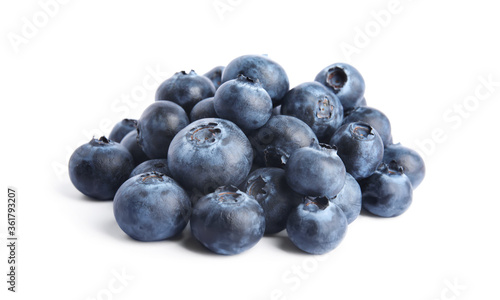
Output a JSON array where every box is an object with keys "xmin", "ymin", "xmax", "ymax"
[
  {"xmin": 120, "ymin": 130, "xmax": 149, "ymax": 166},
  {"xmin": 190, "ymin": 186, "xmax": 265, "ymax": 255},
  {"xmin": 383, "ymin": 143, "xmax": 425, "ymax": 188},
  {"xmin": 330, "ymin": 122, "xmax": 384, "ymax": 180},
  {"xmin": 156, "ymin": 70, "xmax": 216, "ymax": 113},
  {"xmin": 248, "ymin": 115, "xmax": 319, "ymax": 168},
  {"xmin": 221, "ymin": 55, "xmax": 289, "ymax": 106},
  {"xmin": 281, "ymin": 82, "xmax": 343, "ymax": 142},
  {"xmin": 130, "ymin": 159, "xmax": 170, "ymax": 178},
  {"xmin": 242, "ymin": 168, "xmax": 301, "ymax": 234},
  {"xmin": 137, "ymin": 101, "xmax": 189, "ymax": 159},
  {"xmin": 69, "ymin": 136, "xmax": 134, "ymax": 200},
  {"xmin": 214, "ymin": 75, "xmax": 272, "ymax": 132},
  {"xmin": 286, "ymin": 197, "xmax": 347, "ymax": 254},
  {"xmin": 109, "ymin": 119, "xmax": 137, "ymax": 143},
  {"xmin": 168, "ymin": 118, "xmax": 253, "ymax": 195},
  {"xmin": 330, "ymin": 173, "xmax": 362, "ymax": 224},
  {"xmin": 113, "ymin": 172, "xmax": 191, "ymax": 241},
  {"xmin": 189, "ymin": 97, "xmax": 217, "ymax": 122},
  {"xmin": 315, "ymin": 63, "xmax": 365, "ymax": 112},
  {"xmin": 203, "ymin": 66, "xmax": 225, "ymax": 90},
  {"xmin": 359, "ymin": 161, "xmax": 413, "ymax": 217},
  {"xmin": 285, "ymin": 144, "xmax": 346, "ymax": 197},
  {"xmin": 343, "ymin": 106, "xmax": 393, "ymax": 146}
]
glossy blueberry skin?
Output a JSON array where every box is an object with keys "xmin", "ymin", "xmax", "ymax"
[
  {"xmin": 113, "ymin": 172, "xmax": 191, "ymax": 241},
  {"xmin": 168, "ymin": 118, "xmax": 253, "ymax": 194},
  {"xmin": 190, "ymin": 186, "xmax": 265, "ymax": 255},
  {"xmin": 221, "ymin": 55, "xmax": 289, "ymax": 106},
  {"xmin": 137, "ymin": 101, "xmax": 189, "ymax": 159},
  {"xmin": 69, "ymin": 136, "xmax": 134, "ymax": 200},
  {"xmin": 383, "ymin": 143, "xmax": 425, "ymax": 188},
  {"xmin": 203, "ymin": 66, "xmax": 225, "ymax": 90},
  {"xmin": 156, "ymin": 70, "xmax": 216, "ymax": 113},
  {"xmin": 343, "ymin": 106, "xmax": 393, "ymax": 146},
  {"xmin": 248, "ymin": 115, "xmax": 319, "ymax": 168},
  {"xmin": 120, "ymin": 131, "xmax": 149, "ymax": 166},
  {"xmin": 285, "ymin": 144, "xmax": 346, "ymax": 198},
  {"xmin": 109, "ymin": 119, "xmax": 137, "ymax": 143},
  {"xmin": 287, "ymin": 198, "xmax": 347, "ymax": 255},
  {"xmin": 281, "ymin": 82, "xmax": 343, "ymax": 142},
  {"xmin": 359, "ymin": 162, "xmax": 413, "ymax": 217},
  {"xmin": 189, "ymin": 97, "xmax": 217, "ymax": 122},
  {"xmin": 130, "ymin": 159, "xmax": 170, "ymax": 178},
  {"xmin": 315, "ymin": 63, "xmax": 365, "ymax": 112},
  {"xmin": 242, "ymin": 168, "xmax": 301, "ymax": 234},
  {"xmin": 330, "ymin": 122, "xmax": 384, "ymax": 180},
  {"xmin": 214, "ymin": 75, "xmax": 273, "ymax": 132},
  {"xmin": 330, "ymin": 173, "xmax": 362, "ymax": 224}
]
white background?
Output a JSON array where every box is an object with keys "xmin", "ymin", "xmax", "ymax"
[{"xmin": 1, "ymin": 0, "xmax": 499, "ymax": 299}]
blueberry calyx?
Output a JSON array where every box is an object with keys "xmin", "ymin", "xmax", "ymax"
[
  {"xmin": 316, "ymin": 96, "xmax": 334, "ymax": 119},
  {"xmin": 216, "ymin": 186, "xmax": 244, "ymax": 203},
  {"xmin": 189, "ymin": 122, "xmax": 221, "ymax": 145},
  {"xmin": 326, "ymin": 67, "xmax": 348, "ymax": 93},
  {"xmin": 378, "ymin": 160, "xmax": 405, "ymax": 175},
  {"xmin": 89, "ymin": 136, "xmax": 111, "ymax": 146},
  {"xmin": 177, "ymin": 70, "xmax": 196, "ymax": 76},
  {"xmin": 139, "ymin": 171, "xmax": 166, "ymax": 183},
  {"xmin": 316, "ymin": 143, "xmax": 339, "ymax": 155},
  {"xmin": 350, "ymin": 122, "xmax": 376, "ymax": 141},
  {"xmin": 246, "ymin": 175, "xmax": 268, "ymax": 201},
  {"xmin": 303, "ymin": 196, "xmax": 330, "ymax": 212},
  {"xmin": 236, "ymin": 74, "xmax": 260, "ymax": 85},
  {"xmin": 263, "ymin": 147, "xmax": 289, "ymax": 166}
]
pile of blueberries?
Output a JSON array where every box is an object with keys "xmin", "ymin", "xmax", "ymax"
[{"xmin": 69, "ymin": 55, "xmax": 425, "ymax": 255}]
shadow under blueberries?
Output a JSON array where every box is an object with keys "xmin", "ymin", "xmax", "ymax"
[
  {"xmin": 56, "ymin": 181, "xmax": 108, "ymax": 202},
  {"xmin": 265, "ymin": 232, "xmax": 304, "ymax": 255},
  {"xmin": 179, "ymin": 225, "xmax": 220, "ymax": 256},
  {"xmin": 358, "ymin": 206, "xmax": 379, "ymax": 218}
]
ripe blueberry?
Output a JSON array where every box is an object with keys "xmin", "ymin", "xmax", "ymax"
[
  {"xmin": 190, "ymin": 186, "xmax": 265, "ymax": 255},
  {"xmin": 69, "ymin": 136, "xmax": 134, "ymax": 200}
]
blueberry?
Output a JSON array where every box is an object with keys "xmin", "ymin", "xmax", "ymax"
[
  {"xmin": 221, "ymin": 55, "xmax": 289, "ymax": 106},
  {"xmin": 156, "ymin": 70, "xmax": 216, "ymax": 113},
  {"xmin": 286, "ymin": 197, "xmax": 347, "ymax": 254},
  {"xmin": 168, "ymin": 118, "xmax": 253, "ymax": 194},
  {"xmin": 315, "ymin": 63, "xmax": 365, "ymax": 111},
  {"xmin": 343, "ymin": 106, "xmax": 393, "ymax": 146},
  {"xmin": 190, "ymin": 186, "xmax": 265, "ymax": 255},
  {"xmin": 248, "ymin": 115, "xmax": 319, "ymax": 168},
  {"xmin": 330, "ymin": 122, "xmax": 384, "ymax": 180},
  {"xmin": 242, "ymin": 168, "xmax": 301, "ymax": 234},
  {"xmin": 330, "ymin": 173, "xmax": 362, "ymax": 224},
  {"xmin": 285, "ymin": 144, "xmax": 346, "ymax": 197},
  {"xmin": 130, "ymin": 159, "xmax": 170, "ymax": 178},
  {"xmin": 214, "ymin": 75, "xmax": 273, "ymax": 132},
  {"xmin": 120, "ymin": 130, "xmax": 149, "ymax": 166},
  {"xmin": 189, "ymin": 97, "xmax": 217, "ymax": 122},
  {"xmin": 109, "ymin": 119, "xmax": 137, "ymax": 143},
  {"xmin": 113, "ymin": 172, "xmax": 191, "ymax": 241},
  {"xmin": 281, "ymin": 82, "xmax": 343, "ymax": 142},
  {"xmin": 203, "ymin": 66, "xmax": 225, "ymax": 90},
  {"xmin": 137, "ymin": 101, "xmax": 189, "ymax": 159},
  {"xmin": 358, "ymin": 161, "xmax": 413, "ymax": 217},
  {"xmin": 69, "ymin": 136, "xmax": 134, "ymax": 200},
  {"xmin": 383, "ymin": 143, "xmax": 425, "ymax": 188}
]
